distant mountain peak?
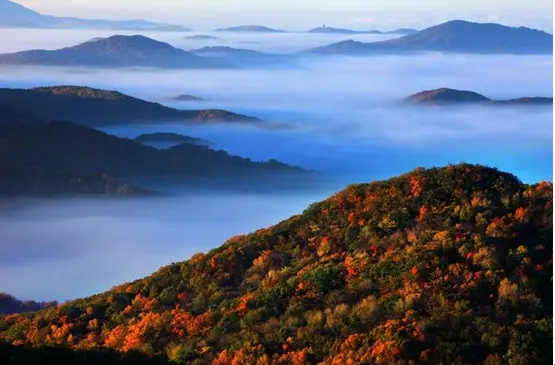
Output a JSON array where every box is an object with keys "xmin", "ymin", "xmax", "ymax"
[
  {"xmin": 308, "ymin": 20, "xmax": 553, "ymax": 55},
  {"xmin": 406, "ymin": 88, "xmax": 491, "ymax": 104},
  {"xmin": 308, "ymin": 26, "xmax": 359, "ymax": 34},
  {"xmin": 82, "ymin": 34, "xmax": 177, "ymax": 49}
]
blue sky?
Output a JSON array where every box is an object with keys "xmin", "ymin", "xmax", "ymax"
[{"xmin": 17, "ymin": 0, "xmax": 554, "ymax": 31}]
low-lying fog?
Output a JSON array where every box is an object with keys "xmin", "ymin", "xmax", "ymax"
[{"xmin": 0, "ymin": 28, "xmax": 552, "ymax": 301}]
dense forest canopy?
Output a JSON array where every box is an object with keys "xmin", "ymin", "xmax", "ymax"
[{"xmin": 0, "ymin": 164, "xmax": 552, "ymax": 364}]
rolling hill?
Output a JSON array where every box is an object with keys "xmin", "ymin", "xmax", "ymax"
[
  {"xmin": 0, "ymin": 86, "xmax": 258, "ymax": 126},
  {"xmin": 0, "ymin": 35, "xmax": 231, "ymax": 68},
  {"xmin": 0, "ymin": 0, "xmax": 187, "ymax": 31},
  {"xmin": 214, "ymin": 25, "xmax": 285, "ymax": 33},
  {"xmin": 308, "ymin": 20, "xmax": 553, "ymax": 55},
  {"xmin": 405, "ymin": 88, "xmax": 553, "ymax": 106},
  {"xmin": 0, "ymin": 121, "xmax": 307, "ymax": 196},
  {"xmin": 0, "ymin": 164, "xmax": 551, "ymax": 364}
]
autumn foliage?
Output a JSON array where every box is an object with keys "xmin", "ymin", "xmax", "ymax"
[{"xmin": 0, "ymin": 164, "xmax": 552, "ymax": 365}]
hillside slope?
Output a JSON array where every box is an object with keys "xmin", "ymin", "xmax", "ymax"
[{"xmin": 0, "ymin": 164, "xmax": 552, "ymax": 364}]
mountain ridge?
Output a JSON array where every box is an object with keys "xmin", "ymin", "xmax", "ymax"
[
  {"xmin": 308, "ymin": 20, "xmax": 553, "ymax": 55},
  {"xmin": 0, "ymin": 85, "xmax": 260, "ymax": 126}
]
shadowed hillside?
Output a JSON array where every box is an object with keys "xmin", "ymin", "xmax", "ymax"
[
  {"xmin": 0, "ymin": 164, "xmax": 551, "ymax": 364},
  {"xmin": 0, "ymin": 121, "xmax": 307, "ymax": 196},
  {"xmin": 0, "ymin": 294, "xmax": 57, "ymax": 315}
]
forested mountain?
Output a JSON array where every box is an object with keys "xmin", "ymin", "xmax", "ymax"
[
  {"xmin": 0, "ymin": 164, "xmax": 551, "ymax": 364},
  {"xmin": 0, "ymin": 122, "xmax": 306, "ymax": 196},
  {"xmin": 0, "ymin": 86, "xmax": 258, "ymax": 126}
]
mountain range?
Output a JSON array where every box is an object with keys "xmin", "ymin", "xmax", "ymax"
[
  {"xmin": 0, "ymin": 0, "xmax": 188, "ymax": 31},
  {"xmin": 0, "ymin": 21, "xmax": 551, "ymax": 69},
  {"xmin": 405, "ymin": 88, "xmax": 553, "ymax": 106},
  {"xmin": 0, "ymin": 86, "xmax": 258, "ymax": 126},
  {"xmin": 0, "ymin": 121, "xmax": 307, "ymax": 196},
  {"xmin": 0, "ymin": 163, "xmax": 551, "ymax": 364},
  {"xmin": 309, "ymin": 20, "xmax": 553, "ymax": 55}
]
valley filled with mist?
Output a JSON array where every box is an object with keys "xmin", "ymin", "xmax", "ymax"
[
  {"xmin": 0, "ymin": 0, "xmax": 553, "ymax": 361},
  {"xmin": 0, "ymin": 26, "xmax": 552, "ymax": 302}
]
